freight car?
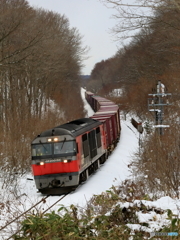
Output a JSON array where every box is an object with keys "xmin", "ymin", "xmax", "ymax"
[{"xmin": 31, "ymin": 91, "xmax": 120, "ymax": 195}]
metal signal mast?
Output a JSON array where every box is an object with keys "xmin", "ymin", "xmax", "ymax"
[{"xmin": 148, "ymin": 80, "xmax": 171, "ymax": 135}]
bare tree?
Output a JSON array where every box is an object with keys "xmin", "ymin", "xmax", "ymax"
[{"xmin": 101, "ymin": 0, "xmax": 180, "ymax": 42}]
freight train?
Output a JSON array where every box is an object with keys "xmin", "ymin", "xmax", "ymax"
[{"xmin": 31, "ymin": 90, "xmax": 121, "ymax": 194}]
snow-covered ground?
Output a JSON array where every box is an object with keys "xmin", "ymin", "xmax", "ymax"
[{"xmin": 0, "ymin": 88, "xmax": 180, "ymax": 239}]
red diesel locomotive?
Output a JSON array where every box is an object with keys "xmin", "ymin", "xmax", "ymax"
[{"xmin": 31, "ymin": 91, "xmax": 121, "ymax": 194}]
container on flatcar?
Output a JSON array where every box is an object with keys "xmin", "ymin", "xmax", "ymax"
[
  {"xmin": 91, "ymin": 96, "xmax": 112, "ymax": 112},
  {"xmin": 85, "ymin": 91, "xmax": 94, "ymax": 106},
  {"xmin": 97, "ymin": 105, "xmax": 120, "ymax": 132},
  {"xmin": 96, "ymin": 101, "xmax": 115, "ymax": 111},
  {"xmin": 93, "ymin": 110, "xmax": 120, "ymax": 141},
  {"xmin": 99, "ymin": 114, "xmax": 118, "ymax": 142},
  {"xmin": 98, "ymin": 101, "xmax": 116, "ymax": 106},
  {"xmin": 90, "ymin": 96, "xmax": 97, "ymax": 112},
  {"xmin": 91, "ymin": 115, "xmax": 114, "ymax": 149},
  {"xmin": 92, "ymin": 112, "xmax": 119, "ymax": 146}
]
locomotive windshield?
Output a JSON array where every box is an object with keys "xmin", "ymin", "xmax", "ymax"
[
  {"xmin": 31, "ymin": 140, "xmax": 76, "ymax": 158},
  {"xmin": 32, "ymin": 143, "xmax": 52, "ymax": 157},
  {"xmin": 54, "ymin": 141, "xmax": 76, "ymax": 155}
]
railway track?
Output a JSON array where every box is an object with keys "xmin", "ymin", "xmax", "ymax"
[{"xmin": 0, "ymin": 193, "xmax": 69, "ymax": 240}]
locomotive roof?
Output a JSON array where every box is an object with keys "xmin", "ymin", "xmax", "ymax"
[{"xmin": 35, "ymin": 118, "xmax": 102, "ymax": 139}]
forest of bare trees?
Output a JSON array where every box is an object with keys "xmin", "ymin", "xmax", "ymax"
[
  {"xmin": 85, "ymin": 0, "xmax": 180, "ymax": 197},
  {"xmin": 0, "ymin": 0, "xmax": 87, "ymax": 181}
]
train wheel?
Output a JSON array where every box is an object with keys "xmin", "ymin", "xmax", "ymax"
[
  {"xmin": 100, "ymin": 154, "xmax": 106, "ymax": 164},
  {"xmin": 88, "ymin": 165, "xmax": 94, "ymax": 175},
  {"xmin": 94, "ymin": 160, "xmax": 100, "ymax": 171},
  {"xmin": 80, "ymin": 172, "xmax": 85, "ymax": 183},
  {"xmin": 86, "ymin": 169, "xmax": 89, "ymax": 178},
  {"xmin": 80, "ymin": 169, "xmax": 89, "ymax": 183}
]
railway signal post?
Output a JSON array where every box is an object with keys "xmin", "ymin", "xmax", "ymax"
[{"xmin": 148, "ymin": 80, "xmax": 171, "ymax": 135}]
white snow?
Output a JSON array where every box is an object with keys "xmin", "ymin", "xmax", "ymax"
[{"xmin": 153, "ymin": 125, "xmax": 170, "ymax": 128}]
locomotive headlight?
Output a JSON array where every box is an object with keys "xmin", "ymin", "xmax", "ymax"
[
  {"xmin": 63, "ymin": 159, "xmax": 71, "ymax": 163},
  {"xmin": 47, "ymin": 137, "xmax": 59, "ymax": 142},
  {"xmin": 40, "ymin": 161, "xmax": 45, "ymax": 165}
]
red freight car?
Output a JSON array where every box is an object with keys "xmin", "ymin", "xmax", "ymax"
[{"xmin": 86, "ymin": 92, "xmax": 121, "ymax": 154}]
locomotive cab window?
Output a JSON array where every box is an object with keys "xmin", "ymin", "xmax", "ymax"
[
  {"xmin": 32, "ymin": 143, "xmax": 52, "ymax": 157},
  {"xmin": 54, "ymin": 140, "xmax": 76, "ymax": 155}
]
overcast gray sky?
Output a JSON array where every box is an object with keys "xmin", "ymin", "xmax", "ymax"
[{"xmin": 27, "ymin": 0, "xmax": 120, "ymax": 75}]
